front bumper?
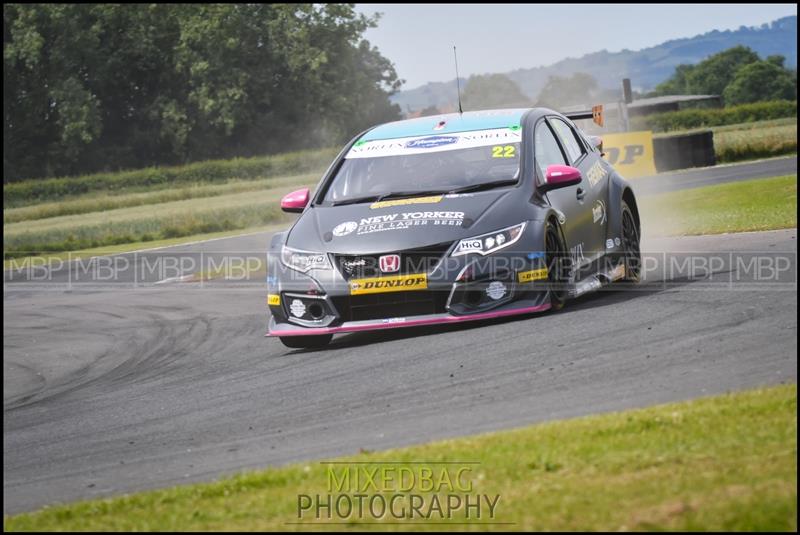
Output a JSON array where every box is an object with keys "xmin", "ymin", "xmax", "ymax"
[{"xmin": 266, "ymin": 221, "xmax": 551, "ymax": 337}]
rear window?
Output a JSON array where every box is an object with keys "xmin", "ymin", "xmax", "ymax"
[{"xmin": 322, "ymin": 129, "xmax": 521, "ymax": 204}]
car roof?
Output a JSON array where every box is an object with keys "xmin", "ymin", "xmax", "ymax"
[{"xmin": 359, "ymin": 108, "xmax": 535, "ymax": 142}]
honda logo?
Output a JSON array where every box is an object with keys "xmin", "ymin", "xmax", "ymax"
[{"xmin": 379, "ymin": 254, "xmax": 401, "ymax": 273}]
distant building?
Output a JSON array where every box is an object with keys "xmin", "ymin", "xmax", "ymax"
[
  {"xmin": 568, "ymin": 93, "xmax": 722, "ymax": 133},
  {"xmin": 625, "ymin": 94, "xmax": 723, "ymax": 116}
]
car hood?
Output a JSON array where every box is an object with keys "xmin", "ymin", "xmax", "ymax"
[{"xmin": 286, "ymin": 189, "xmax": 522, "ymax": 254}]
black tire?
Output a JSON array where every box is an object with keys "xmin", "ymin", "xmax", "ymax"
[
  {"xmin": 545, "ymin": 219, "xmax": 569, "ymax": 311},
  {"xmin": 620, "ymin": 200, "xmax": 641, "ymax": 283},
  {"xmin": 279, "ymin": 334, "xmax": 333, "ymax": 349}
]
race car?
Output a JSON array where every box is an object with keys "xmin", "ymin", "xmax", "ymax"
[{"xmin": 266, "ymin": 107, "xmax": 641, "ymax": 348}]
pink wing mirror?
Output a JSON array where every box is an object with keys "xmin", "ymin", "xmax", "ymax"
[
  {"xmin": 281, "ymin": 188, "xmax": 310, "ymax": 213},
  {"xmin": 540, "ymin": 164, "xmax": 582, "ymax": 193}
]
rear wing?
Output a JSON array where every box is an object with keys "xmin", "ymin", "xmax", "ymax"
[{"xmin": 564, "ymin": 105, "xmax": 604, "ymax": 127}]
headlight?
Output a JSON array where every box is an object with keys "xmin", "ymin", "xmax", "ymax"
[
  {"xmin": 451, "ymin": 222, "xmax": 527, "ymax": 257},
  {"xmin": 281, "ymin": 245, "xmax": 332, "ymax": 273}
]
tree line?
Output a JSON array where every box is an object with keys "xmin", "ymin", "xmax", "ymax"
[
  {"xmin": 3, "ymin": 4, "xmax": 402, "ymax": 182},
  {"xmin": 652, "ymin": 45, "xmax": 797, "ymax": 104},
  {"xmin": 420, "ymin": 45, "xmax": 797, "ymax": 116}
]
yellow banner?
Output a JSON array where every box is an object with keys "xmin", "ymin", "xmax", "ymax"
[
  {"xmin": 600, "ymin": 130, "xmax": 656, "ymax": 178},
  {"xmin": 349, "ymin": 273, "xmax": 428, "ymax": 295}
]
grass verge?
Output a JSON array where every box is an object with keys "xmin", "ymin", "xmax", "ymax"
[
  {"xmin": 641, "ymin": 174, "xmax": 797, "ymax": 235},
  {"xmin": 3, "ymin": 223, "xmax": 289, "ymax": 271},
  {"xmin": 714, "ymin": 123, "xmax": 797, "ymax": 163},
  {"xmin": 639, "ymin": 100, "xmax": 796, "ymax": 132},
  {"xmin": 4, "ymin": 384, "xmax": 796, "ymax": 531},
  {"xmin": 4, "ymin": 173, "xmax": 319, "ymax": 224},
  {"xmin": 652, "ymin": 117, "xmax": 797, "ymax": 163},
  {"xmin": 3, "ymin": 180, "xmax": 313, "ymax": 258},
  {"xmin": 4, "ymin": 148, "xmax": 336, "ymax": 208}
]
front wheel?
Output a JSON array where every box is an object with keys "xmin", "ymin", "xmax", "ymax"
[
  {"xmin": 279, "ymin": 334, "xmax": 333, "ymax": 349},
  {"xmin": 620, "ymin": 200, "xmax": 641, "ymax": 283},
  {"xmin": 545, "ymin": 219, "xmax": 569, "ymax": 311}
]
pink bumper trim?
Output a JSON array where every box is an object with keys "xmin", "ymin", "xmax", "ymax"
[{"xmin": 266, "ymin": 302, "xmax": 551, "ymax": 337}]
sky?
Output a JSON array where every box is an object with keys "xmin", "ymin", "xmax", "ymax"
[{"xmin": 354, "ymin": 3, "xmax": 798, "ymax": 89}]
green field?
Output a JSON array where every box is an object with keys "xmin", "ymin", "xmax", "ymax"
[
  {"xmin": 4, "ymin": 384, "xmax": 796, "ymax": 531},
  {"xmin": 640, "ymin": 174, "xmax": 797, "ymax": 236},
  {"xmin": 639, "ymin": 100, "xmax": 797, "ymax": 133},
  {"xmin": 3, "ymin": 143, "xmax": 333, "ymax": 258},
  {"xmin": 653, "ymin": 117, "xmax": 797, "ymax": 163},
  {"xmin": 3, "ymin": 148, "xmax": 339, "ymax": 207},
  {"xmin": 3, "ymin": 173, "xmax": 320, "ymax": 224},
  {"xmin": 2, "ymin": 223, "xmax": 292, "ymax": 272},
  {"xmin": 3, "ymin": 173, "xmax": 317, "ymax": 258}
]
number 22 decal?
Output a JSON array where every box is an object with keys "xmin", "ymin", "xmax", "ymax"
[{"xmin": 492, "ymin": 145, "xmax": 515, "ymax": 158}]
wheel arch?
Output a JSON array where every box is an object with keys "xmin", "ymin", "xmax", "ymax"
[
  {"xmin": 605, "ymin": 171, "xmax": 640, "ymax": 245},
  {"xmin": 535, "ymin": 208, "xmax": 569, "ymax": 250},
  {"xmin": 621, "ymin": 187, "xmax": 641, "ymax": 234}
]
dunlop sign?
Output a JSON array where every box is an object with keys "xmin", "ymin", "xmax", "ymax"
[{"xmin": 600, "ymin": 130, "xmax": 657, "ymax": 178}]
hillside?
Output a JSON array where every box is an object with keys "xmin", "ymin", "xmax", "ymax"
[{"xmin": 392, "ymin": 15, "xmax": 797, "ymax": 112}]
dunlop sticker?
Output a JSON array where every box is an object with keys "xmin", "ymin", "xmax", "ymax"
[
  {"xmin": 267, "ymin": 294, "xmax": 281, "ymax": 306},
  {"xmin": 518, "ymin": 268, "xmax": 548, "ymax": 283},
  {"xmin": 349, "ymin": 273, "xmax": 428, "ymax": 295},
  {"xmin": 600, "ymin": 130, "xmax": 657, "ymax": 178}
]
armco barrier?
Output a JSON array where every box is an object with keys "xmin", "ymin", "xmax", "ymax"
[{"xmin": 652, "ymin": 131, "xmax": 716, "ymax": 172}]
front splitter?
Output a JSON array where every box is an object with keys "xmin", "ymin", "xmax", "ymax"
[{"xmin": 266, "ymin": 302, "xmax": 551, "ymax": 337}]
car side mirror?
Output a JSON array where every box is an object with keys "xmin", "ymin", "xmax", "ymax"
[
  {"xmin": 539, "ymin": 165, "xmax": 582, "ymax": 193},
  {"xmin": 280, "ymin": 188, "xmax": 310, "ymax": 213}
]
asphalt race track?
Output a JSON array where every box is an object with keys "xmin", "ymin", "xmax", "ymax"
[{"xmin": 3, "ymin": 157, "xmax": 798, "ymax": 513}]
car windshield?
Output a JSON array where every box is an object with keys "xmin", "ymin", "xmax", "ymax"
[{"xmin": 321, "ymin": 129, "xmax": 521, "ymax": 205}]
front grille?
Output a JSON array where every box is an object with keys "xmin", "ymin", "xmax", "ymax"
[
  {"xmin": 334, "ymin": 243, "xmax": 451, "ymax": 280},
  {"xmin": 331, "ymin": 290, "xmax": 449, "ymax": 322}
]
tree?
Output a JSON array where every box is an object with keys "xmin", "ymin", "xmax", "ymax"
[
  {"xmin": 684, "ymin": 45, "xmax": 760, "ymax": 95},
  {"xmin": 653, "ymin": 64, "xmax": 695, "ymax": 95},
  {"xmin": 462, "ymin": 74, "xmax": 530, "ymax": 110},
  {"xmin": 655, "ymin": 46, "xmax": 760, "ymax": 96},
  {"xmin": 3, "ymin": 4, "xmax": 402, "ymax": 180},
  {"xmin": 652, "ymin": 45, "xmax": 798, "ymax": 104},
  {"xmin": 722, "ymin": 59, "xmax": 797, "ymax": 105},
  {"xmin": 535, "ymin": 73, "xmax": 598, "ymax": 109}
]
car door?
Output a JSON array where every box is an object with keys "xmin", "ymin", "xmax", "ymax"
[
  {"xmin": 546, "ymin": 116, "xmax": 609, "ymax": 267},
  {"xmin": 533, "ymin": 119, "xmax": 590, "ymax": 269}
]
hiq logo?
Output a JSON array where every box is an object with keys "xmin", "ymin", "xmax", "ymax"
[{"xmin": 405, "ymin": 136, "xmax": 459, "ymax": 149}]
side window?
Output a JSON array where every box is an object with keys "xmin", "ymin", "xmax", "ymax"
[
  {"xmin": 534, "ymin": 122, "xmax": 567, "ymax": 179},
  {"xmin": 576, "ymin": 128, "xmax": 596, "ymax": 153},
  {"xmin": 550, "ymin": 118, "xmax": 586, "ymax": 164}
]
